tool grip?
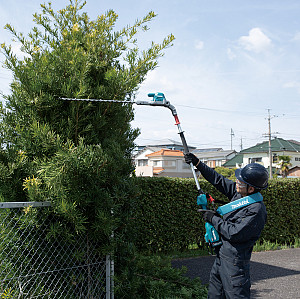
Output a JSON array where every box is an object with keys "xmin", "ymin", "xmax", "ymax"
[{"xmin": 179, "ymin": 132, "xmax": 189, "ymax": 154}]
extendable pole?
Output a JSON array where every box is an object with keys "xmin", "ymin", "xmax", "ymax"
[
  {"xmin": 167, "ymin": 103, "xmax": 204, "ymax": 194},
  {"xmin": 172, "ymin": 113, "xmax": 202, "ymax": 193}
]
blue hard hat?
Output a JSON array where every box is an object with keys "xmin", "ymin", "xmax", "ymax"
[{"xmin": 235, "ymin": 163, "xmax": 269, "ymax": 189}]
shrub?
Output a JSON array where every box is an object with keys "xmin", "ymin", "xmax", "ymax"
[
  {"xmin": 115, "ymin": 254, "xmax": 207, "ymax": 298},
  {"xmin": 260, "ymin": 178, "xmax": 300, "ymax": 244},
  {"xmin": 133, "ymin": 177, "xmax": 300, "ymax": 253}
]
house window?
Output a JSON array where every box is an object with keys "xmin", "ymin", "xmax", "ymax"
[
  {"xmin": 273, "ymin": 154, "xmax": 278, "ymax": 163},
  {"xmin": 296, "ymin": 157, "xmax": 300, "ymax": 161},
  {"xmin": 163, "ymin": 160, "xmax": 176, "ymax": 167},
  {"xmin": 138, "ymin": 159, "xmax": 148, "ymax": 166},
  {"xmin": 153, "ymin": 161, "xmax": 161, "ymax": 166},
  {"xmin": 249, "ymin": 157, "xmax": 262, "ymax": 163}
]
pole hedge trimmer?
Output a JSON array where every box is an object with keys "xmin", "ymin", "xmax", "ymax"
[{"xmin": 61, "ymin": 92, "xmax": 222, "ymax": 251}]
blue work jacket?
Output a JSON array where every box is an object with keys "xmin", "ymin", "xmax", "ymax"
[{"xmin": 196, "ymin": 161, "xmax": 267, "ymax": 261}]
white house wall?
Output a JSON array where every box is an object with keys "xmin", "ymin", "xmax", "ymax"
[
  {"xmin": 135, "ymin": 148, "xmax": 155, "ymax": 160},
  {"xmin": 149, "ymin": 158, "xmax": 163, "ymax": 168},
  {"xmin": 135, "ymin": 166, "xmax": 154, "ymax": 177},
  {"xmin": 242, "ymin": 151, "xmax": 300, "ymax": 169},
  {"xmin": 290, "ymin": 153, "xmax": 300, "ymax": 168},
  {"xmin": 135, "ymin": 153, "xmax": 194, "ymax": 178},
  {"xmin": 242, "ymin": 153, "xmax": 268, "ymax": 167}
]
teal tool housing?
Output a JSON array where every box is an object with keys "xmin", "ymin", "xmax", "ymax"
[{"xmin": 197, "ymin": 194, "xmax": 222, "ymax": 247}]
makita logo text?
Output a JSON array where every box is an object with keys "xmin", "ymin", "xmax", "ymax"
[{"xmin": 232, "ymin": 199, "xmax": 249, "ymax": 209}]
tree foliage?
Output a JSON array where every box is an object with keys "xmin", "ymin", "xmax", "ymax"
[
  {"xmin": 0, "ymin": 2, "xmax": 176, "ymax": 295},
  {"xmin": 0, "ymin": 0, "xmax": 174, "ymax": 238},
  {"xmin": 215, "ymin": 166, "xmax": 236, "ymax": 181},
  {"xmin": 277, "ymin": 155, "xmax": 292, "ymax": 178}
]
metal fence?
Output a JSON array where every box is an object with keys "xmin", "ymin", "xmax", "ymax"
[{"xmin": 0, "ymin": 202, "xmax": 113, "ymax": 299}]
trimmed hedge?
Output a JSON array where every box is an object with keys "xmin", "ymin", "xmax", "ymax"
[
  {"xmin": 133, "ymin": 177, "xmax": 300, "ymax": 253},
  {"xmin": 261, "ymin": 178, "xmax": 300, "ymax": 244}
]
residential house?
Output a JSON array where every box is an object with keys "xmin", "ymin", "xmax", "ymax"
[
  {"xmin": 134, "ymin": 145, "xmax": 238, "ymax": 177},
  {"xmin": 133, "ymin": 139, "xmax": 196, "ymax": 177},
  {"xmin": 133, "ymin": 146, "xmax": 163, "ymax": 176},
  {"xmin": 223, "ymin": 154, "xmax": 243, "ymax": 169},
  {"xmin": 192, "ymin": 148, "xmax": 237, "ymax": 168},
  {"xmin": 136, "ymin": 139, "xmax": 196, "ymax": 152},
  {"xmin": 134, "ymin": 148, "xmax": 193, "ymax": 178},
  {"xmin": 224, "ymin": 138, "xmax": 300, "ymax": 177}
]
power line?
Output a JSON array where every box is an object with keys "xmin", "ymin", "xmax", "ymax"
[
  {"xmin": 176, "ymin": 103, "xmax": 299, "ymax": 118},
  {"xmin": 176, "ymin": 104, "xmax": 265, "ymax": 116}
]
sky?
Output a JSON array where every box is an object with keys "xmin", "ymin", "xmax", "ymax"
[{"xmin": 0, "ymin": 0, "xmax": 300, "ymax": 151}]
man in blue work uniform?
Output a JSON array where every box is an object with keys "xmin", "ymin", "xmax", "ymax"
[{"xmin": 185, "ymin": 153, "xmax": 268, "ymax": 299}]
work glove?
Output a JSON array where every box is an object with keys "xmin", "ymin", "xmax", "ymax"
[
  {"xmin": 184, "ymin": 153, "xmax": 199, "ymax": 166},
  {"xmin": 198, "ymin": 209, "xmax": 219, "ymax": 223}
]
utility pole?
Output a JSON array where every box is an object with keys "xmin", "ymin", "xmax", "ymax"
[
  {"xmin": 267, "ymin": 110, "xmax": 273, "ymax": 178},
  {"xmin": 264, "ymin": 109, "xmax": 278, "ymax": 179},
  {"xmin": 240, "ymin": 137, "xmax": 243, "ymax": 151},
  {"xmin": 230, "ymin": 128, "xmax": 235, "ymax": 150}
]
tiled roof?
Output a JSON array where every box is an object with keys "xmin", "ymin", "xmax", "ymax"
[
  {"xmin": 153, "ymin": 167, "xmax": 165, "ymax": 174},
  {"xmin": 193, "ymin": 148, "xmax": 223, "ymax": 153},
  {"xmin": 143, "ymin": 138, "xmax": 194, "ymax": 147},
  {"xmin": 194, "ymin": 150, "xmax": 236, "ymax": 159},
  {"xmin": 146, "ymin": 139, "xmax": 182, "ymax": 145},
  {"xmin": 133, "ymin": 147, "xmax": 166, "ymax": 158},
  {"xmin": 139, "ymin": 139, "xmax": 196, "ymax": 150},
  {"xmin": 223, "ymin": 154, "xmax": 243, "ymax": 167},
  {"xmin": 240, "ymin": 138, "xmax": 300, "ymax": 153},
  {"xmin": 146, "ymin": 149, "xmax": 184, "ymax": 157}
]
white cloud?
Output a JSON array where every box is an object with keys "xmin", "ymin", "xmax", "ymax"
[
  {"xmin": 138, "ymin": 69, "xmax": 177, "ymax": 96},
  {"xmin": 195, "ymin": 40, "xmax": 204, "ymax": 50},
  {"xmin": 239, "ymin": 28, "xmax": 272, "ymax": 53}
]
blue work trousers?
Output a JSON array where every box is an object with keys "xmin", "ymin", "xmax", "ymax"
[{"xmin": 207, "ymin": 254, "xmax": 251, "ymax": 299}]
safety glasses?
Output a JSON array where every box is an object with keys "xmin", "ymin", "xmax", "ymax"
[{"xmin": 236, "ymin": 180, "xmax": 247, "ymax": 188}]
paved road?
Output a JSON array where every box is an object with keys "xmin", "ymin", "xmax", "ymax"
[{"xmin": 172, "ymin": 248, "xmax": 300, "ymax": 298}]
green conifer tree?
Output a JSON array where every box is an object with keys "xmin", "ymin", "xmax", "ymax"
[
  {"xmin": 0, "ymin": 0, "xmax": 174, "ymax": 238},
  {"xmin": 0, "ymin": 1, "xmax": 182, "ymax": 296}
]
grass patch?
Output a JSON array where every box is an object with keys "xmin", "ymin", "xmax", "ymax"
[
  {"xmin": 253, "ymin": 237, "xmax": 300, "ymax": 252},
  {"xmin": 151, "ymin": 244, "xmax": 210, "ymax": 260},
  {"xmin": 170, "ymin": 248, "xmax": 210, "ymax": 260},
  {"xmin": 166, "ymin": 237, "xmax": 300, "ymax": 260}
]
